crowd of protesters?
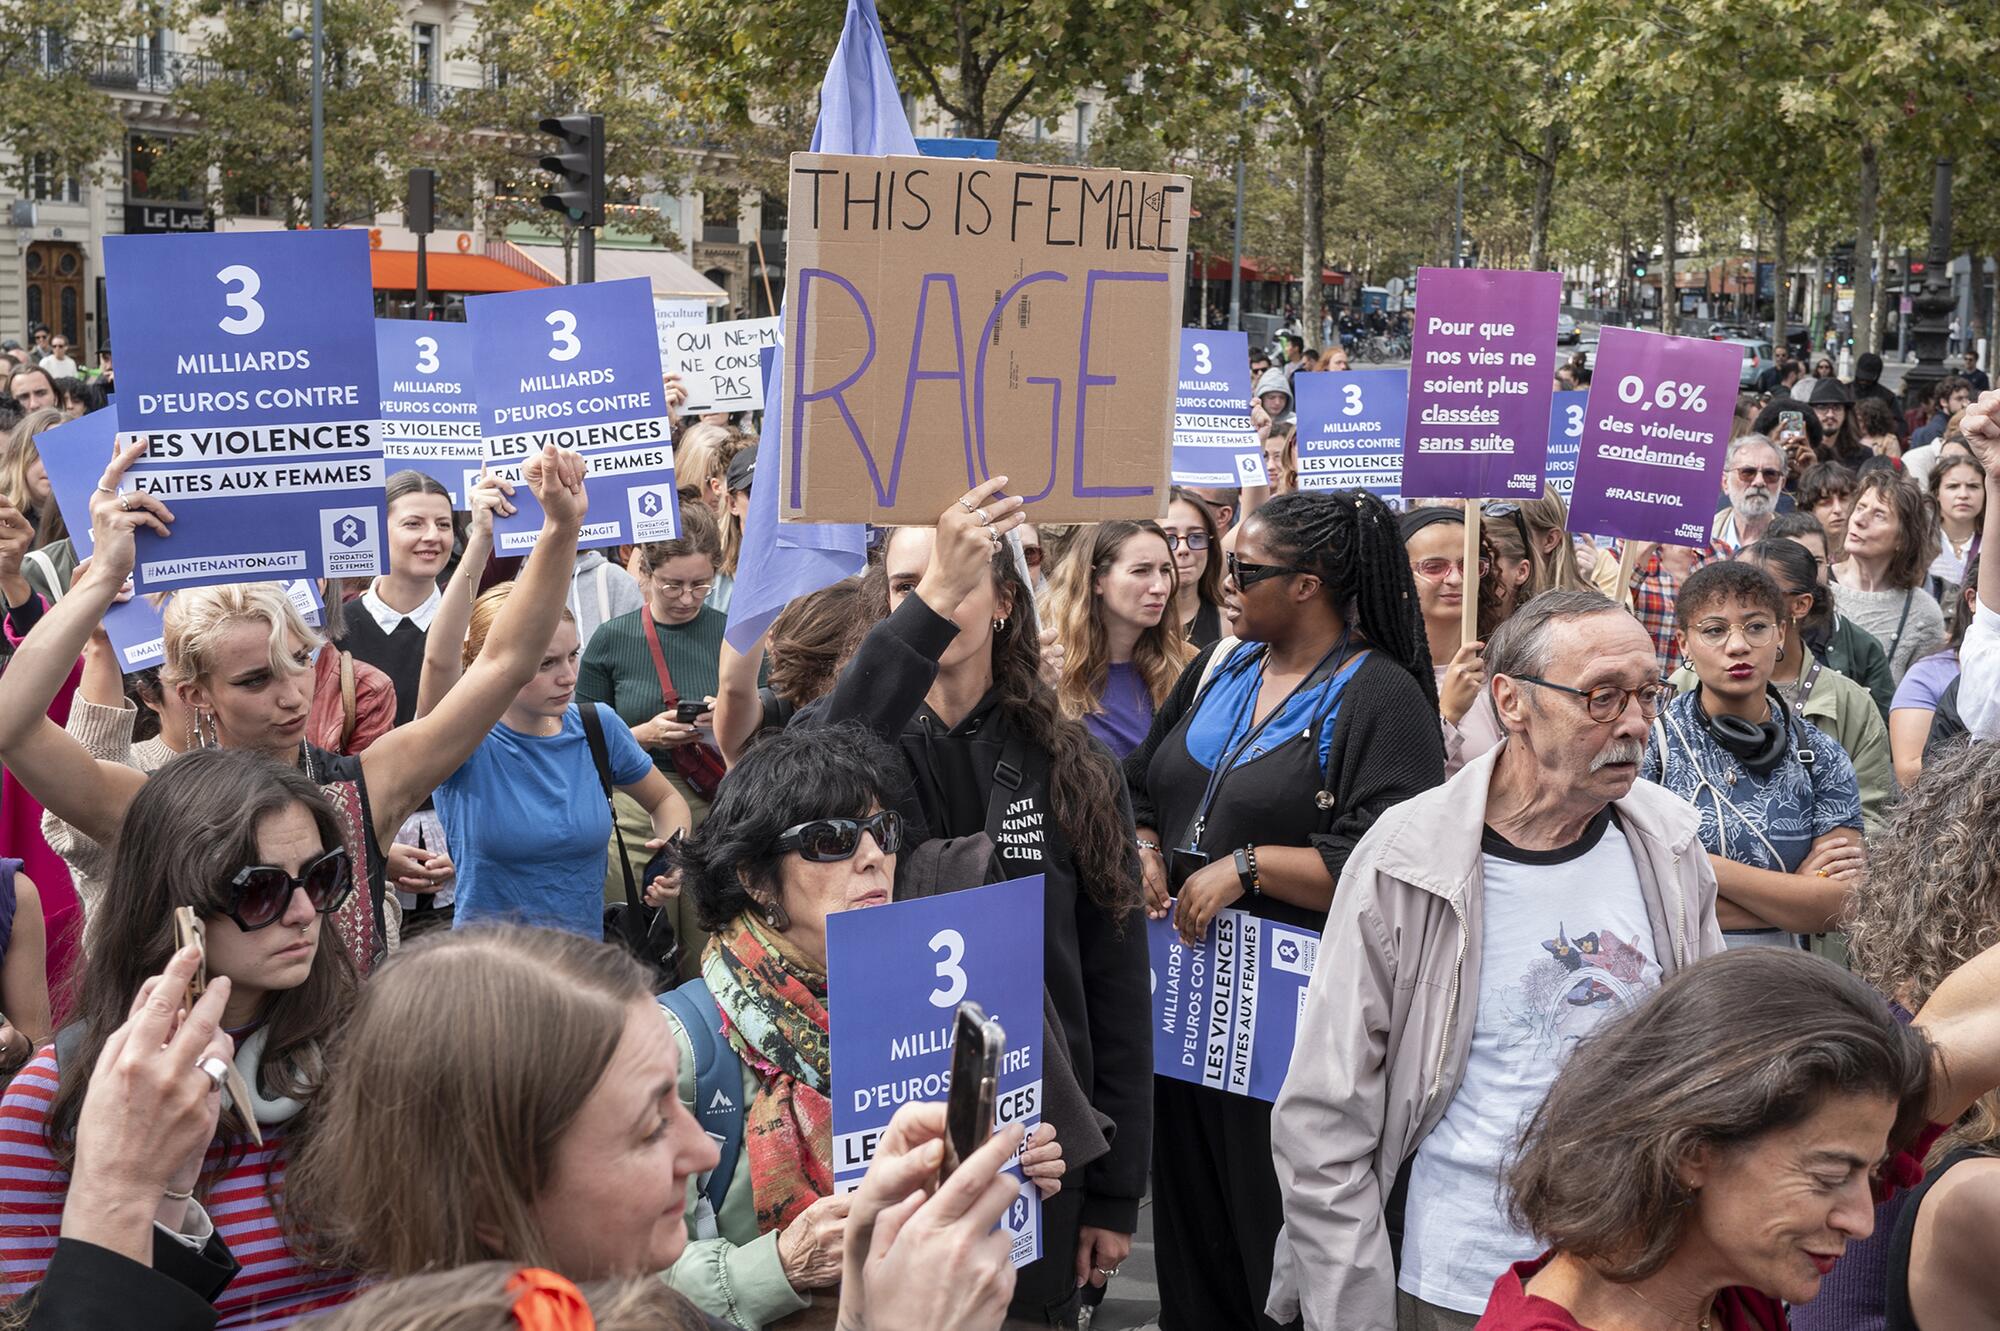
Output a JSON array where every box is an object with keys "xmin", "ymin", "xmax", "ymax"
[{"xmin": 0, "ymin": 315, "xmax": 1998, "ymax": 1331}]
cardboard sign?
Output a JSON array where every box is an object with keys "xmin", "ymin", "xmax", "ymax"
[
  {"xmin": 101, "ymin": 230, "xmax": 386, "ymax": 591},
  {"xmin": 1567, "ymin": 328, "xmax": 1739, "ymax": 545},
  {"xmin": 1546, "ymin": 390, "xmax": 1587, "ymax": 501},
  {"xmin": 36, "ymin": 409, "xmax": 321, "ymax": 672},
  {"xmin": 468, "ymin": 276, "xmax": 679, "ymax": 554},
  {"xmin": 1295, "ymin": 369, "xmax": 1406, "ymax": 497},
  {"xmin": 779, "ymin": 151, "xmax": 1191, "ymax": 523},
  {"xmin": 1149, "ymin": 906, "xmax": 1319, "ymax": 1102},
  {"xmin": 1170, "ymin": 329, "xmax": 1265, "ymax": 487},
  {"xmin": 1401, "ymin": 268, "xmax": 1560, "ymax": 500},
  {"xmin": 652, "ymin": 299, "xmax": 711, "ymax": 361},
  {"xmin": 665, "ymin": 317, "xmax": 781, "ymax": 417},
  {"xmin": 375, "ymin": 321, "xmax": 485, "ymax": 507},
  {"xmin": 828, "ymin": 875, "xmax": 1045, "ymax": 1268}
]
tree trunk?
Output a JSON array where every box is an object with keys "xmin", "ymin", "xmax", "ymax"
[
  {"xmin": 1851, "ymin": 140, "xmax": 1879, "ymax": 357},
  {"xmin": 1772, "ymin": 204, "xmax": 1790, "ymax": 353},
  {"xmin": 1300, "ymin": 122, "xmax": 1327, "ymax": 351},
  {"xmin": 1662, "ymin": 192, "xmax": 1678, "ymax": 334},
  {"xmin": 1872, "ymin": 219, "xmax": 1890, "ymax": 357},
  {"xmin": 1527, "ymin": 126, "xmax": 1559, "ymax": 273}
]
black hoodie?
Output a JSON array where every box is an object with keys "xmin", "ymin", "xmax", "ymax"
[{"xmin": 798, "ymin": 592, "xmax": 1152, "ymax": 1238}]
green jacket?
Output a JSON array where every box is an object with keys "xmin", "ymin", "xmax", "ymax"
[
  {"xmin": 1819, "ymin": 613, "xmax": 1895, "ymax": 721},
  {"xmin": 1669, "ymin": 644, "xmax": 1894, "ymax": 836},
  {"xmin": 658, "ymin": 1003, "xmax": 811, "ymax": 1331}
]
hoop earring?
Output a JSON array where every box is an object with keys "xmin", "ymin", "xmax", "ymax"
[
  {"xmin": 187, "ymin": 711, "xmax": 217, "ymax": 750},
  {"xmin": 993, "ymin": 617, "xmax": 1008, "ymax": 634},
  {"xmin": 1776, "ymin": 642, "xmax": 1786, "ymax": 662},
  {"xmin": 762, "ymin": 895, "xmax": 791, "ymax": 931}
]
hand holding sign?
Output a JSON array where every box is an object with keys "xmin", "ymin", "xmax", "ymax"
[
  {"xmin": 916, "ymin": 477, "xmax": 1025, "ymax": 618},
  {"xmin": 87, "ymin": 440, "xmax": 175, "ymax": 591},
  {"xmin": 522, "ymin": 445, "xmax": 589, "ymax": 531},
  {"xmin": 778, "ymin": 1191, "xmax": 852, "ymax": 1290}
]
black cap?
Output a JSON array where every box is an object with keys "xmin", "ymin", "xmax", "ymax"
[
  {"xmin": 1806, "ymin": 375, "xmax": 1852, "ymax": 407},
  {"xmin": 1856, "ymin": 352, "xmax": 1883, "ymax": 380},
  {"xmin": 726, "ymin": 444, "xmax": 757, "ymax": 493}
]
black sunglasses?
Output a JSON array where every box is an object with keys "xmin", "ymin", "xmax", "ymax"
[
  {"xmin": 1484, "ymin": 502, "xmax": 1534, "ymax": 556},
  {"xmin": 1225, "ymin": 551, "xmax": 1306, "ymax": 588},
  {"xmin": 774, "ymin": 810, "xmax": 904, "ymax": 863},
  {"xmin": 222, "ymin": 845, "xmax": 353, "ymax": 931}
]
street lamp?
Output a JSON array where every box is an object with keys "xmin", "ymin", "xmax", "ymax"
[
  {"xmin": 1903, "ymin": 158, "xmax": 1954, "ymax": 404},
  {"xmin": 287, "ymin": 11, "xmax": 326, "ymax": 229}
]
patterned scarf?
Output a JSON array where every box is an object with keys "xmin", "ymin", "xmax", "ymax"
[{"xmin": 702, "ymin": 916, "xmax": 833, "ymax": 1234}]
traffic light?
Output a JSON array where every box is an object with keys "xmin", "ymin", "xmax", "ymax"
[
  {"xmin": 1631, "ymin": 251, "xmax": 1648, "ymax": 279},
  {"xmin": 1832, "ymin": 242, "xmax": 1854, "ymax": 287},
  {"xmin": 538, "ymin": 113, "xmax": 605, "ymax": 228}
]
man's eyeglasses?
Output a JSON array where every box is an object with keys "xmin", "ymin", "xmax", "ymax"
[
  {"xmin": 1688, "ymin": 618, "xmax": 1778, "ymax": 649},
  {"xmin": 1412, "ymin": 556, "xmax": 1492, "ymax": 581},
  {"xmin": 774, "ymin": 810, "xmax": 904, "ymax": 862},
  {"xmin": 1162, "ymin": 532, "xmax": 1210, "ymax": 553},
  {"xmin": 1225, "ymin": 552, "xmax": 1306, "ymax": 588},
  {"xmin": 1510, "ymin": 676, "xmax": 1671, "ymax": 724},
  {"xmin": 650, "ymin": 578, "xmax": 714, "ymax": 601},
  {"xmin": 221, "ymin": 846, "xmax": 354, "ymax": 932},
  {"xmin": 1734, "ymin": 466, "xmax": 1784, "ymax": 485}
]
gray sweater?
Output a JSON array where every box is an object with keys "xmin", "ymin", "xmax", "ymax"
[{"xmin": 1832, "ymin": 582, "xmax": 1946, "ymax": 685}]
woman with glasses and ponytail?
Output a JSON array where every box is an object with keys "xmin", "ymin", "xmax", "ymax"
[
  {"xmin": 1642, "ymin": 561, "xmax": 1865, "ymax": 951},
  {"xmin": 803, "ymin": 478, "xmax": 1152, "ymax": 1328},
  {"xmin": 1124, "ymin": 488, "xmax": 1445, "ymax": 1328},
  {"xmin": 0, "ymin": 748, "xmax": 366, "ymax": 1326},
  {"xmin": 1162, "ymin": 488, "xmax": 1227, "ymax": 647}
]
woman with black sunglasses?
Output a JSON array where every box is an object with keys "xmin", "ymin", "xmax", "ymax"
[
  {"xmin": 0, "ymin": 748, "xmax": 365, "ymax": 1326},
  {"xmin": 1124, "ymin": 488, "xmax": 1443, "ymax": 1329},
  {"xmin": 657, "ymin": 722, "xmax": 1066, "ymax": 1328}
]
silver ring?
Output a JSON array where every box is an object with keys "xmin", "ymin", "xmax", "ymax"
[
  {"xmin": 958, "ymin": 497, "xmax": 977, "ymax": 513},
  {"xmin": 196, "ymin": 1055, "xmax": 230, "ymax": 1091},
  {"xmin": 1096, "ymin": 1267, "xmax": 1120, "ymax": 1277},
  {"xmin": 976, "ymin": 508, "xmax": 992, "ymax": 527},
  {"xmin": 93, "ymin": 483, "xmax": 116, "ymax": 496},
  {"xmin": 119, "ymin": 492, "xmax": 135, "ymax": 510}
]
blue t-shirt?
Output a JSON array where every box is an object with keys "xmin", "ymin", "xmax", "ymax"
[{"xmin": 436, "ymin": 703, "xmax": 652, "ymax": 937}]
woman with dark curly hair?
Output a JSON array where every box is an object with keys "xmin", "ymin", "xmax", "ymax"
[
  {"xmin": 800, "ymin": 478, "xmax": 1149, "ymax": 1326},
  {"xmin": 1476, "ymin": 944, "xmax": 2000, "ymax": 1331},
  {"xmin": 1126, "ymin": 487, "xmax": 1443, "ymax": 1327}
]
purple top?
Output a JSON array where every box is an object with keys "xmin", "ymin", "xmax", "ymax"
[
  {"xmin": 1086, "ymin": 662, "xmax": 1156, "ymax": 760},
  {"xmin": 1890, "ymin": 650, "xmax": 1960, "ymax": 712}
]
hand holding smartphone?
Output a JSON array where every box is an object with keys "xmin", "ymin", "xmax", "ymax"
[
  {"xmin": 940, "ymin": 1001, "xmax": 1005, "ymax": 1186},
  {"xmin": 173, "ymin": 906, "xmax": 260, "ymax": 1146}
]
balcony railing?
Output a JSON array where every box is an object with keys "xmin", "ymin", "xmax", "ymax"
[
  {"xmin": 403, "ymin": 78, "xmax": 469, "ymax": 115},
  {"xmin": 46, "ymin": 40, "xmax": 226, "ymax": 95}
]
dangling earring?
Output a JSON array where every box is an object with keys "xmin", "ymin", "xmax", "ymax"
[
  {"xmin": 762, "ymin": 895, "xmax": 791, "ymax": 931},
  {"xmin": 188, "ymin": 711, "xmax": 217, "ymax": 750}
]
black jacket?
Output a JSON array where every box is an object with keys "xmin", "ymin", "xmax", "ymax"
[
  {"xmin": 801, "ymin": 594, "xmax": 1152, "ymax": 1234},
  {"xmin": 21, "ymin": 1229, "xmax": 237, "ymax": 1331}
]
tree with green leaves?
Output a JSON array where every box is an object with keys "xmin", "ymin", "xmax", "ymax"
[
  {"xmin": 0, "ymin": 0, "xmax": 148, "ymax": 195},
  {"xmin": 152, "ymin": 0, "xmax": 422, "ymax": 227}
]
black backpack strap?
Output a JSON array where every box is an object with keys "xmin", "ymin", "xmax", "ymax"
[
  {"xmin": 579, "ymin": 704, "xmax": 642, "ymax": 915},
  {"xmin": 983, "ymin": 727, "xmax": 1037, "ymax": 854}
]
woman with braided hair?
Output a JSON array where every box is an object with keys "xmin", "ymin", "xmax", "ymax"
[{"xmin": 1124, "ymin": 487, "xmax": 1445, "ymax": 1329}]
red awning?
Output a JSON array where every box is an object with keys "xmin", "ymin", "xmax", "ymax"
[
  {"xmin": 1194, "ymin": 255, "xmax": 1345, "ymax": 285},
  {"xmin": 368, "ymin": 251, "xmax": 553, "ymax": 293}
]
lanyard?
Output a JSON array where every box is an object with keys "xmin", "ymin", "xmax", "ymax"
[{"xmin": 1183, "ymin": 632, "xmax": 1348, "ymax": 849}]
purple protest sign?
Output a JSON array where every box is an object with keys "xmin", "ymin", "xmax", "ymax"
[
  {"xmin": 1401, "ymin": 268, "xmax": 1560, "ymax": 500},
  {"xmin": 1566, "ymin": 328, "xmax": 1740, "ymax": 545}
]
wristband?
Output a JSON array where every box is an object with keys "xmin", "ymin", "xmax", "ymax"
[
  {"xmin": 1234, "ymin": 845, "xmax": 1261, "ymax": 896},
  {"xmin": 162, "ymin": 1183, "xmax": 194, "ymax": 1202}
]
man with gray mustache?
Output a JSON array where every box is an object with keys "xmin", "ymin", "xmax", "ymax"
[
  {"xmin": 1268, "ymin": 590, "xmax": 1727, "ymax": 1331},
  {"xmin": 1710, "ymin": 433, "xmax": 1788, "ymax": 555}
]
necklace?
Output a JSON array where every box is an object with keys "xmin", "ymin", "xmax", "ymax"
[{"xmin": 1617, "ymin": 1278, "xmax": 1714, "ymax": 1330}]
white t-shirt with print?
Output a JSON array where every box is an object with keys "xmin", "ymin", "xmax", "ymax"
[{"xmin": 1398, "ymin": 810, "xmax": 1665, "ymax": 1314}]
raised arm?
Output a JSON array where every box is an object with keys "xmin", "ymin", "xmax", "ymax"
[
  {"xmin": 1913, "ymin": 935, "xmax": 2000, "ymax": 1126},
  {"xmin": 414, "ymin": 472, "xmax": 505, "ymax": 721},
  {"xmin": 0, "ymin": 445, "xmax": 159, "ymax": 846},
  {"xmin": 713, "ymin": 630, "xmax": 767, "ymax": 768},
  {"xmin": 362, "ymin": 447, "xmax": 585, "ymax": 839},
  {"xmin": 1957, "ymin": 391, "xmax": 2000, "ymax": 739}
]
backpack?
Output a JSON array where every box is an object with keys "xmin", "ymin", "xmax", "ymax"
[{"xmin": 659, "ymin": 978, "xmax": 745, "ymax": 1237}]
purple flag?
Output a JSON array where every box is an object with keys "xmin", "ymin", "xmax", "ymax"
[
  {"xmin": 1400, "ymin": 268, "xmax": 1560, "ymax": 500},
  {"xmin": 1566, "ymin": 328, "xmax": 1740, "ymax": 545},
  {"xmin": 726, "ymin": 0, "xmax": 917, "ymax": 651}
]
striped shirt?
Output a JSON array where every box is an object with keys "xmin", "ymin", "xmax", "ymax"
[{"xmin": 0, "ymin": 1049, "xmax": 361, "ymax": 1326}]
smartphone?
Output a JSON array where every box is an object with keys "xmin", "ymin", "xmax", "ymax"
[
  {"xmin": 1167, "ymin": 846, "xmax": 1211, "ymax": 892},
  {"xmin": 173, "ymin": 907, "xmax": 207, "ymax": 1004},
  {"xmin": 642, "ymin": 828, "xmax": 684, "ymax": 896},
  {"xmin": 940, "ymin": 1001, "xmax": 1005, "ymax": 1185},
  {"xmin": 1778, "ymin": 409, "xmax": 1805, "ymax": 438},
  {"xmin": 674, "ymin": 699, "xmax": 707, "ymax": 723}
]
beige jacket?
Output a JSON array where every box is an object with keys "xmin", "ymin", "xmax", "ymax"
[{"xmin": 1266, "ymin": 744, "xmax": 1725, "ymax": 1330}]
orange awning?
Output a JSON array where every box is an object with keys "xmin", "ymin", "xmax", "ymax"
[{"xmin": 368, "ymin": 251, "xmax": 552, "ymax": 293}]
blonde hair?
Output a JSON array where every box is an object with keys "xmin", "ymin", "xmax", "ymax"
[
  {"xmin": 462, "ymin": 581, "xmax": 575, "ymax": 668},
  {"xmin": 674, "ymin": 423, "xmax": 751, "ymax": 575},
  {"xmin": 162, "ymin": 582, "xmax": 324, "ymax": 692},
  {"xmin": 1518, "ymin": 486, "xmax": 1593, "ymax": 596},
  {"xmin": 289, "ymin": 928, "xmax": 656, "ymax": 1278},
  {"xmin": 1, "ymin": 407, "xmax": 68, "ymax": 545},
  {"xmin": 1043, "ymin": 520, "xmax": 1195, "ymax": 722},
  {"xmin": 310, "ymin": 1263, "xmax": 709, "ymax": 1331}
]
